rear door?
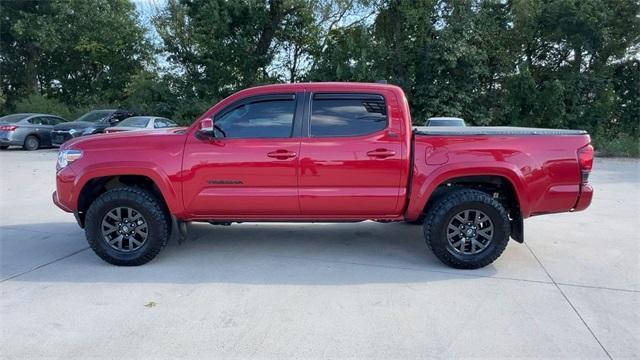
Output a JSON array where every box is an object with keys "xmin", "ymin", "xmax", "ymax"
[
  {"xmin": 298, "ymin": 93, "xmax": 404, "ymax": 216},
  {"xmin": 182, "ymin": 93, "xmax": 304, "ymax": 217}
]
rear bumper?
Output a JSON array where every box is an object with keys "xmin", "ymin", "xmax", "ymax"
[
  {"xmin": 573, "ymin": 184, "xmax": 593, "ymax": 212},
  {"xmin": 0, "ymin": 133, "xmax": 22, "ymax": 146}
]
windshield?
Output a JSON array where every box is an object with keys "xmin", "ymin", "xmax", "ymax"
[
  {"xmin": 0, "ymin": 114, "xmax": 30, "ymax": 124},
  {"xmin": 75, "ymin": 110, "xmax": 115, "ymax": 123},
  {"xmin": 117, "ymin": 117, "xmax": 150, "ymax": 128}
]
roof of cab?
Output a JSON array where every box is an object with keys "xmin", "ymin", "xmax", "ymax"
[{"xmin": 242, "ymin": 82, "xmax": 402, "ymax": 93}]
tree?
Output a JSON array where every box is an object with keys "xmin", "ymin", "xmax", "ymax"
[{"xmin": 1, "ymin": 0, "xmax": 152, "ymax": 111}]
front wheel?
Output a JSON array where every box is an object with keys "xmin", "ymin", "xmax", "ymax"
[
  {"xmin": 0, "ymin": 145, "xmax": 8, "ymax": 150},
  {"xmin": 85, "ymin": 187, "xmax": 170, "ymax": 266},
  {"xmin": 423, "ymin": 189, "xmax": 510, "ymax": 269}
]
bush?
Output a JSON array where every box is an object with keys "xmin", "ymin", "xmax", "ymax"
[
  {"xmin": 13, "ymin": 94, "xmax": 74, "ymax": 120},
  {"xmin": 594, "ymin": 133, "xmax": 640, "ymax": 158}
]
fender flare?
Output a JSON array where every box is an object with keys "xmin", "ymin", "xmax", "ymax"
[
  {"xmin": 72, "ymin": 162, "xmax": 183, "ymax": 215},
  {"xmin": 406, "ymin": 162, "xmax": 530, "ymax": 220}
]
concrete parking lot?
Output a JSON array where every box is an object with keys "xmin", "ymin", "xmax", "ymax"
[{"xmin": 0, "ymin": 149, "xmax": 638, "ymax": 359}]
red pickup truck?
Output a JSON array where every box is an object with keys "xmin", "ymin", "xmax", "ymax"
[{"xmin": 53, "ymin": 82, "xmax": 594, "ymax": 269}]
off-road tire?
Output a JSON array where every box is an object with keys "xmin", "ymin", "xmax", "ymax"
[
  {"xmin": 85, "ymin": 187, "xmax": 170, "ymax": 266},
  {"xmin": 23, "ymin": 135, "xmax": 39, "ymax": 150},
  {"xmin": 423, "ymin": 188, "xmax": 510, "ymax": 269}
]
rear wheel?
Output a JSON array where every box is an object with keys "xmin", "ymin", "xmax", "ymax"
[
  {"xmin": 23, "ymin": 135, "xmax": 39, "ymax": 150},
  {"xmin": 423, "ymin": 188, "xmax": 510, "ymax": 269},
  {"xmin": 85, "ymin": 187, "xmax": 170, "ymax": 266}
]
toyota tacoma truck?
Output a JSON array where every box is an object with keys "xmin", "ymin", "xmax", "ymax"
[{"xmin": 53, "ymin": 82, "xmax": 594, "ymax": 269}]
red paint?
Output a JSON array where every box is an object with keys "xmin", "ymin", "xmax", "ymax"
[{"xmin": 54, "ymin": 82, "xmax": 593, "ymax": 224}]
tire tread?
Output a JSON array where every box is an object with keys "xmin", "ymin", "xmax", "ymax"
[
  {"xmin": 85, "ymin": 187, "xmax": 169, "ymax": 266},
  {"xmin": 423, "ymin": 188, "xmax": 510, "ymax": 269}
]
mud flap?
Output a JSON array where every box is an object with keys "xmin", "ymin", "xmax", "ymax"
[
  {"xmin": 170, "ymin": 216, "xmax": 190, "ymax": 244},
  {"xmin": 510, "ymin": 213, "xmax": 524, "ymax": 243}
]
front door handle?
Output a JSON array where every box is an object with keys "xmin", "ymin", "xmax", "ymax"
[
  {"xmin": 366, "ymin": 149, "xmax": 396, "ymax": 158},
  {"xmin": 267, "ymin": 150, "xmax": 297, "ymax": 160}
]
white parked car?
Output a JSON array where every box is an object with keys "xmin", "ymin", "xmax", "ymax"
[
  {"xmin": 104, "ymin": 116, "xmax": 178, "ymax": 133},
  {"xmin": 425, "ymin": 117, "xmax": 466, "ymax": 127}
]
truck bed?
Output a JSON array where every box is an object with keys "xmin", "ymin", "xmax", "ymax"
[{"xmin": 413, "ymin": 126, "xmax": 587, "ymax": 136}]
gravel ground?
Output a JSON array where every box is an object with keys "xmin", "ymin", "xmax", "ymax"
[{"xmin": 1, "ymin": 148, "xmax": 638, "ymax": 359}]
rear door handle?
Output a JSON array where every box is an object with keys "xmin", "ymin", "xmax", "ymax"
[
  {"xmin": 366, "ymin": 149, "xmax": 396, "ymax": 158},
  {"xmin": 267, "ymin": 150, "xmax": 297, "ymax": 159}
]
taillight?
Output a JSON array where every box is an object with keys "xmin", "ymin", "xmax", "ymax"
[
  {"xmin": 0, "ymin": 125, "xmax": 18, "ymax": 131},
  {"xmin": 577, "ymin": 144, "xmax": 594, "ymax": 183}
]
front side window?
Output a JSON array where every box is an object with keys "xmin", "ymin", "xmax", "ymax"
[
  {"xmin": 28, "ymin": 117, "xmax": 46, "ymax": 125},
  {"xmin": 215, "ymin": 98, "xmax": 295, "ymax": 139},
  {"xmin": 46, "ymin": 117, "xmax": 64, "ymax": 125},
  {"xmin": 310, "ymin": 94, "xmax": 387, "ymax": 137}
]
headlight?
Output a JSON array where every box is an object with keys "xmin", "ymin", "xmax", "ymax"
[
  {"xmin": 57, "ymin": 149, "xmax": 83, "ymax": 170},
  {"xmin": 82, "ymin": 127, "xmax": 96, "ymax": 135},
  {"xmin": 68, "ymin": 128, "xmax": 81, "ymax": 135}
]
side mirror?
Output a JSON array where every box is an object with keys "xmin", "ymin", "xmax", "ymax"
[
  {"xmin": 200, "ymin": 118, "xmax": 214, "ymax": 132},
  {"xmin": 197, "ymin": 118, "xmax": 215, "ymax": 139}
]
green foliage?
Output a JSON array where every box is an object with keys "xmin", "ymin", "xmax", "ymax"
[
  {"xmin": 13, "ymin": 94, "xmax": 74, "ymax": 120},
  {"xmin": 1, "ymin": 0, "xmax": 152, "ymax": 110},
  {"xmin": 594, "ymin": 133, "xmax": 640, "ymax": 158}
]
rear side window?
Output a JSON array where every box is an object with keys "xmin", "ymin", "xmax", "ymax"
[
  {"xmin": 215, "ymin": 98, "xmax": 295, "ymax": 139},
  {"xmin": 310, "ymin": 94, "xmax": 387, "ymax": 137}
]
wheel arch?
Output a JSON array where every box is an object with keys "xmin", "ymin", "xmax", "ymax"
[
  {"xmin": 75, "ymin": 172, "xmax": 178, "ymax": 227},
  {"xmin": 23, "ymin": 133, "xmax": 41, "ymax": 146},
  {"xmin": 406, "ymin": 164, "xmax": 529, "ymax": 242}
]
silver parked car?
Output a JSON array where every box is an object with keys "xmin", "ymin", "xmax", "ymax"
[
  {"xmin": 104, "ymin": 116, "xmax": 178, "ymax": 133},
  {"xmin": 425, "ymin": 117, "xmax": 466, "ymax": 127},
  {"xmin": 0, "ymin": 113, "xmax": 67, "ymax": 150}
]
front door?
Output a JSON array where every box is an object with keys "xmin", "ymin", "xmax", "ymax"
[
  {"xmin": 298, "ymin": 93, "xmax": 404, "ymax": 216},
  {"xmin": 182, "ymin": 94, "xmax": 303, "ymax": 217}
]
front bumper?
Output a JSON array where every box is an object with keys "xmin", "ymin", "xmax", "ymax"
[
  {"xmin": 52, "ymin": 191, "xmax": 72, "ymax": 212},
  {"xmin": 51, "ymin": 130, "xmax": 82, "ymax": 146}
]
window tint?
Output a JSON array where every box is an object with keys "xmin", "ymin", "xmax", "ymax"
[
  {"xmin": 0, "ymin": 114, "xmax": 30, "ymax": 123},
  {"xmin": 46, "ymin": 117, "xmax": 64, "ymax": 125},
  {"xmin": 215, "ymin": 99, "xmax": 295, "ymax": 138},
  {"xmin": 75, "ymin": 110, "xmax": 114, "ymax": 122},
  {"xmin": 310, "ymin": 95, "xmax": 387, "ymax": 137},
  {"xmin": 28, "ymin": 117, "xmax": 46, "ymax": 125}
]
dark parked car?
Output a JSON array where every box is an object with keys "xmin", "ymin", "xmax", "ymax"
[
  {"xmin": 0, "ymin": 113, "xmax": 67, "ymax": 150},
  {"xmin": 51, "ymin": 109, "xmax": 141, "ymax": 146},
  {"xmin": 104, "ymin": 116, "xmax": 178, "ymax": 133},
  {"xmin": 425, "ymin": 117, "xmax": 466, "ymax": 127}
]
